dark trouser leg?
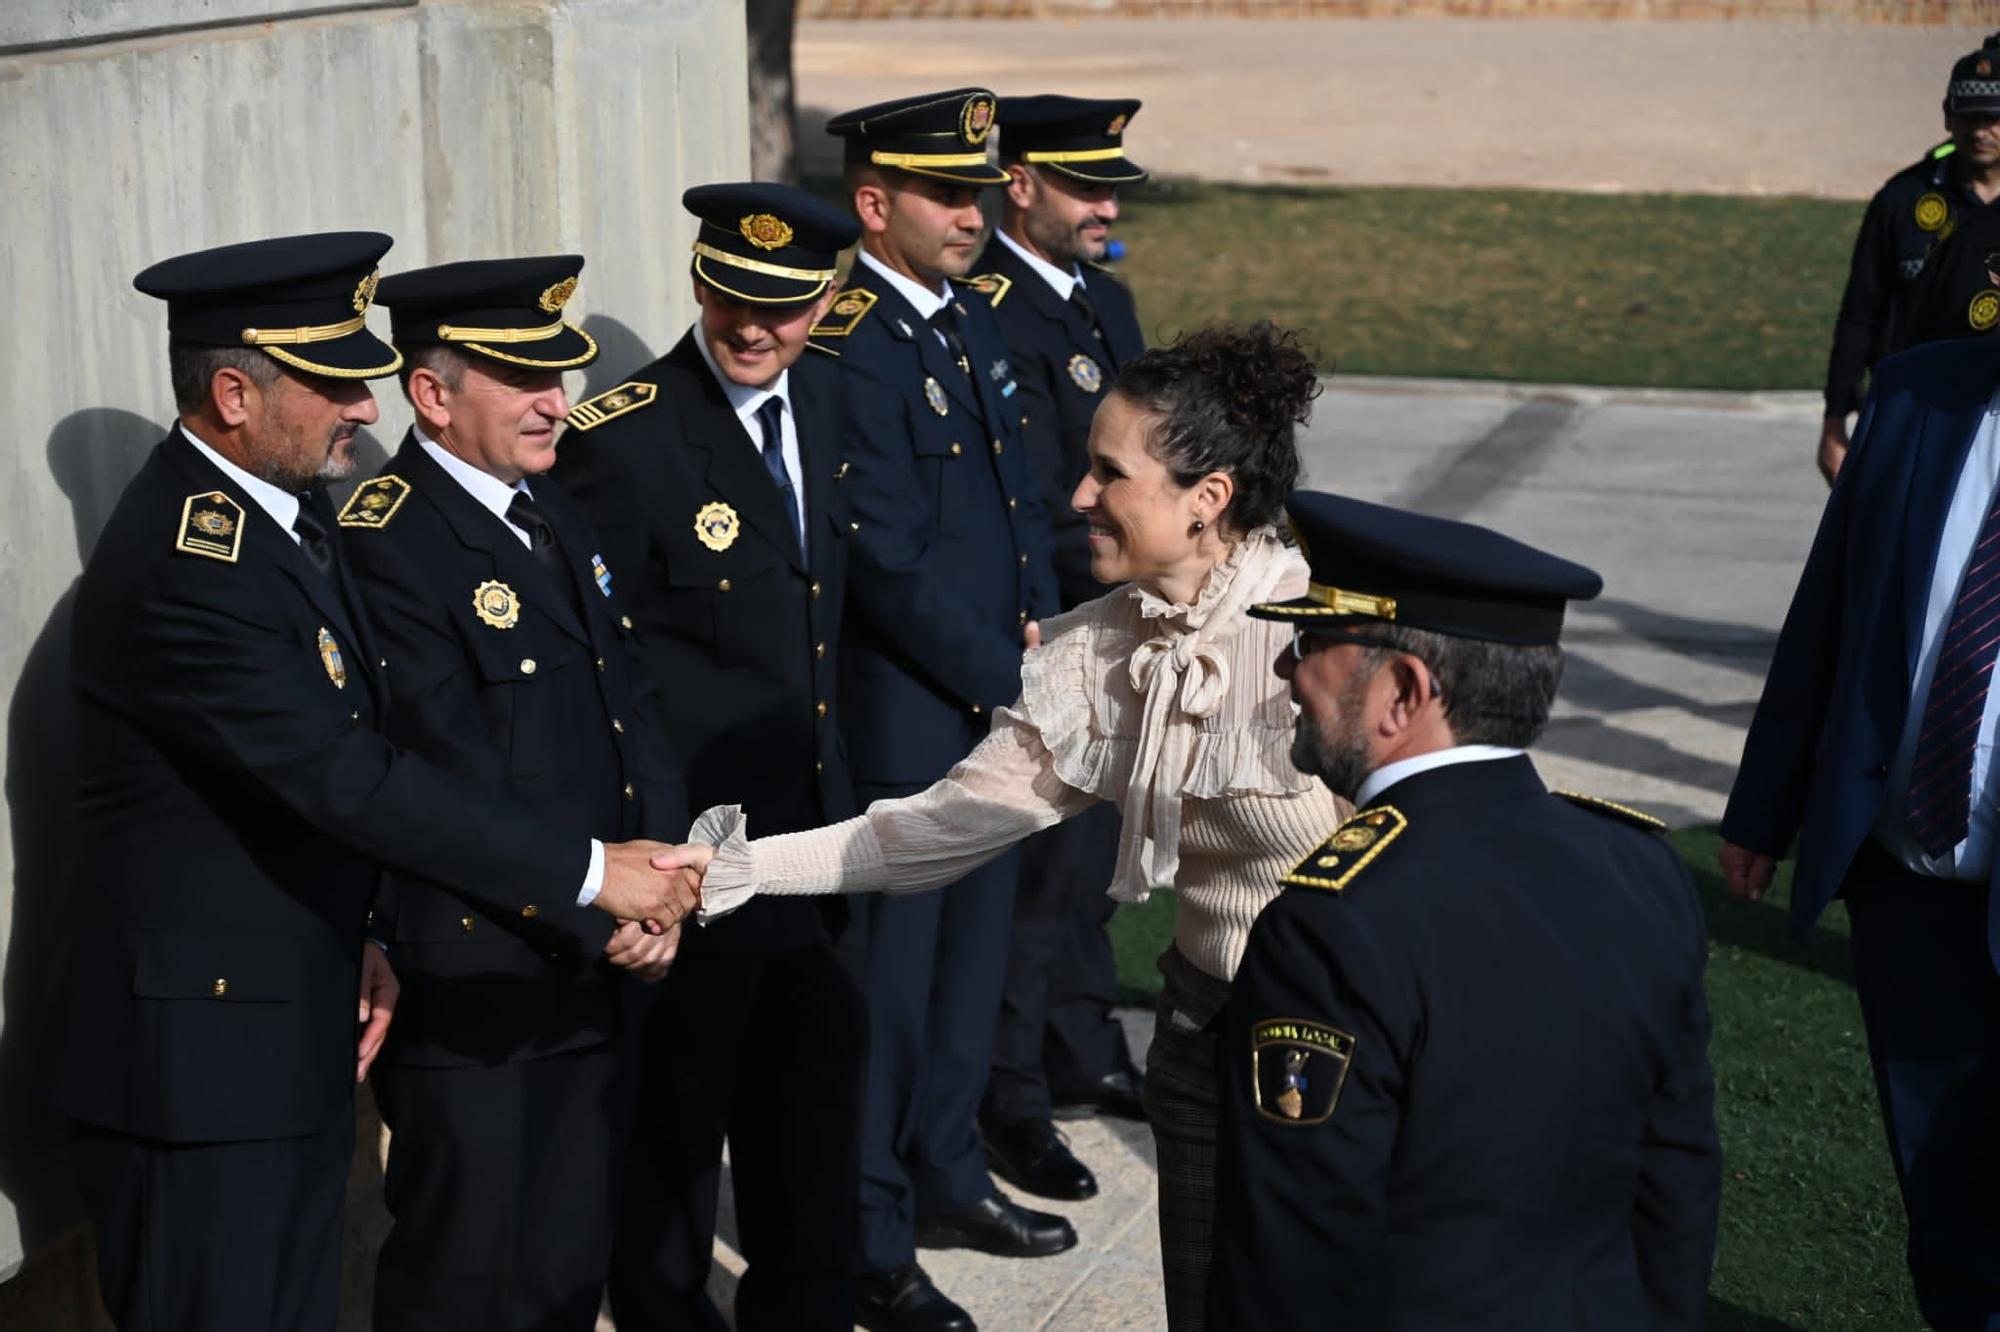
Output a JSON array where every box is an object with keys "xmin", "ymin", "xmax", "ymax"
[
  {"xmin": 729, "ymin": 941, "xmax": 869, "ymax": 1332},
  {"xmin": 1845, "ymin": 848, "xmax": 2000, "ymax": 1332},
  {"xmin": 374, "ymin": 1046, "xmax": 623, "ymax": 1332},
  {"xmin": 985, "ymin": 803, "xmax": 1126, "ymax": 1127},
  {"xmin": 1146, "ymin": 947, "xmax": 1233, "ymax": 1332},
  {"xmin": 70, "ymin": 1110, "xmax": 352, "ymax": 1332},
  {"xmin": 604, "ymin": 957, "xmax": 744, "ymax": 1332}
]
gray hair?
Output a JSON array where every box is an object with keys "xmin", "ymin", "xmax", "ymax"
[
  {"xmin": 167, "ymin": 341, "xmax": 278, "ymax": 413},
  {"xmin": 1356, "ymin": 624, "xmax": 1565, "ymax": 749},
  {"xmin": 397, "ymin": 343, "xmax": 468, "ymax": 398}
]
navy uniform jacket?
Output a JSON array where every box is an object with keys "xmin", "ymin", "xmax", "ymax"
[
  {"xmin": 1723, "ymin": 336, "xmax": 2000, "ymax": 962},
  {"xmin": 1824, "ymin": 148, "xmax": 2000, "ymax": 417},
  {"xmin": 550, "ymin": 332, "xmax": 853, "ymax": 953},
  {"xmin": 339, "ymin": 434, "xmax": 687, "ymax": 1066},
  {"xmin": 49, "ymin": 433, "xmax": 593, "ymax": 1144},
  {"xmin": 1211, "ymin": 757, "xmax": 1720, "ymax": 1331},
  {"xmin": 968, "ymin": 243, "xmax": 1143, "ymax": 609},
  {"xmin": 813, "ymin": 270, "xmax": 1060, "ymax": 785}
]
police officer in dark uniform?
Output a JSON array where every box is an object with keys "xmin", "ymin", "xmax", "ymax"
[
  {"xmin": 338, "ymin": 256, "xmax": 690, "ymax": 1331},
  {"xmin": 552, "ymin": 184, "xmax": 869, "ymax": 1332},
  {"xmin": 815, "ymin": 87, "xmax": 1067, "ymax": 1331},
  {"xmin": 48, "ymin": 235, "xmax": 697, "ymax": 1332},
  {"xmin": 1209, "ymin": 492, "xmax": 1721, "ymax": 1331},
  {"xmin": 1820, "ymin": 33, "xmax": 2000, "ymax": 484},
  {"xmin": 964, "ymin": 94, "xmax": 1151, "ymax": 1202}
]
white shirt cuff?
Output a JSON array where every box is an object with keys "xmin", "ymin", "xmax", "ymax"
[{"xmin": 576, "ymin": 838, "xmax": 605, "ymax": 907}]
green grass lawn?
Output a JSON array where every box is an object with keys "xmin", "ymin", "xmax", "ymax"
[
  {"xmin": 1107, "ymin": 826, "xmax": 1924, "ymax": 1329},
  {"xmin": 1108, "ymin": 181, "xmax": 1861, "ymax": 391}
]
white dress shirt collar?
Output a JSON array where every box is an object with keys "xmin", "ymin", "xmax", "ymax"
[
  {"xmin": 1354, "ymin": 744, "xmax": 1525, "ymax": 810},
  {"xmin": 177, "ymin": 420, "xmax": 302, "ymax": 541},
  {"xmin": 691, "ymin": 323, "xmax": 792, "ymax": 422},
  {"xmin": 415, "ymin": 427, "xmax": 536, "ymax": 549},
  {"xmin": 856, "ymin": 249, "xmax": 951, "ymax": 322},
  {"xmin": 994, "ymin": 227, "xmax": 1082, "ymax": 302}
]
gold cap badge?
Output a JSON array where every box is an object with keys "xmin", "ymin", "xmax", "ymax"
[
  {"xmin": 538, "ymin": 276, "xmax": 578, "ymax": 314},
  {"xmin": 740, "ymin": 213, "xmax": 795, "ymax": 251},
  {"xmin": 1107, "ymin": 113, "xmax": 1129, "ymax": 136},
  {"xmin": 695, "ymin": 500, "xmax": 741, "ymax": 552},
  {"xmin": 961, "ymin": 94, "xmax": 996, "ymax": 146},
  {"xmin": 352, "ymin": 269, "xmax": 379, "ymax": 314},
  {"xmin": 474, "ymin": 579, "xmax": 521, "ymax": 630}
]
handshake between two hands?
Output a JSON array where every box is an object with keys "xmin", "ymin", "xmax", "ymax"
[{"xmin": 592, "ymin": 839, "xmax": 720, "ymax": 982}]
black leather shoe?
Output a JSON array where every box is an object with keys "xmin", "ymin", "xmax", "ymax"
[
  {"xmin": 983, "ymin": 1117, "xmax": 1098, "ymax": 1201},
  {"xmin": 915, "ymin": 1193, "xmax": 1078, "ymax": 1258},
  {"xmin": 1052, "ymin": 1065, "xmax": 1147, "ymax": 1122},
  {"xmin": 854, "ymin": 1262, "xmax": 976, "ymax": 1332}
]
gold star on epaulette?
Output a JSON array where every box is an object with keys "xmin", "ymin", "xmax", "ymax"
[
  {"xmin": 960, "ymin": 272, "xmax": 1012, "ymax": 307},
  {"xmin": 337, "ymin": 475, "xmax": 411, "ymax": 530},
  {"xmin": 1280, "ymin": 805, "xmax": 1408, "ymax": 892},
  {"xmin": 566, "ymin": 381, "xmax": 658, "ymax": 432},
  {"xmin": 810, "ymin": 287, "xmax": 877, "ymax": 338},
  {"xmin": 175, "ymin": 490, "xmax": 245, "ymax": 563},
  {"xmin": 1553, "ymin": 791, "xmax": 1667, "ymax": 833}
]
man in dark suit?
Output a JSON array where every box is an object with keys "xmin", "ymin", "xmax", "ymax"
[
  {"xmin": 339, "ymin": 255, "xmax": 689, "ymax": 1331},
  {"xmin": 1723, "ymin": 332, "xmax": 2000, "ymax": 1331},
  {"xmin": 1213, "ymin": 491, "xmax": 1720, "ymax": 1331},
  {"xmin": 813, "ymin": 88, "xmax": 1068, "ymax": 1330},
  {"xmin": 553, "ymin": 184, "xmax": 868, "ymax": 1332},
  {"xmin": 47, "ymin": 235, "xmax": 697, "ymax": 1332},
  {"xmin": 966, "ymin": 94, "xmax": 1151, "ymax": 1202}
]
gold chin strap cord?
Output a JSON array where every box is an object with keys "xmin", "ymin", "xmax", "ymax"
[
  {"xmin": 436, "ymin": 319, "xmax": 566, "ymax": 344},
  {"xmin": 1020, "ymin": 147, "xmax": 1128, "ymax": 164},
  {"xmin": 690, "ymin": 243, "xmax": 837, "ymax": 283},
  {"xmin": 239, "ymin": 313, "xmax": 367, "ymax": 346}
]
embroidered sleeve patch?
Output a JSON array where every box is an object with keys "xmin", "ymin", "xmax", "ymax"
[
  {"xmin": 175, "ymin": 491, "xmax": 245, "ymax": 563},
  {"xmin": 1251, "ymin": 1018, "xmax": 1356, "ymax": 1125},
  {"xmin": 962, "ymin": 272, "xmax": 1012, "ymax": 307},
  {"xmin": 337, "ymin": 475, "xmax": 411, "ymax": 529},
  {"xmin": 810, "ymin": 287, "xmax": 877, "ymax": 338},
  {"xmin": 1279, "ymin": 805, "xmax": 1407, "ymax": 892}
]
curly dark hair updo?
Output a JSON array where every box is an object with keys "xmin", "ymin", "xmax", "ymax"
[{"xmin": 1110, "ymin": 321, "xmax": 1320, "ymax": 534}]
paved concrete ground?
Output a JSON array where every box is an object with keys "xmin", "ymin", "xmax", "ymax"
[
  {"xmin": 675, "ymin": 375, "xmax": 1833, "ymax": 1330},
  {"xmin": 797, "ymin": 17, "xmax": 1985, "ymax": 197}
]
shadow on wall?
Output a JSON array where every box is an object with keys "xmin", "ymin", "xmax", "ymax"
[
  {"xmin": 0, "ymin": 409, "xmax": 159, "ymax": 1280},
  {"xmin": 579, "ymin": 314, "xmax": 658, "ymax": 398}
]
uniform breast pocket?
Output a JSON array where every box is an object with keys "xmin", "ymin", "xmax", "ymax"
[
  {"xmin": 912, "ymin": 429, "xmax": 972, "ymax": 536},
  {"xmin": 663, "ymin": 544, "xmax": 785, "ymax": 665},
  {"xmin": 465, "ymin": 626, "xmax": 573, "ymax": 780}
]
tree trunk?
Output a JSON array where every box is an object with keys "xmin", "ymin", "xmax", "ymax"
[{"xmin": 746, "ymin": 0, "xmax": 799, "ymax": 183}]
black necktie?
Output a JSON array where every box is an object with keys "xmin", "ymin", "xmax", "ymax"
[
  {"xmin": 929, "ymin": 305, "xmax": 971, "ymax": 377},
  {"xmin": 293, "ymin": 500, "xmax": 333, "ymax": 575},
  {"xmin": 1070, "ymin": 284, "xmax": 1104, "ymax": 344},
  {"xmin": 755, "ymin": 396, "xmax": 804, "ymax": 558},
  {"xmin": 507, "ymin": 489, "xmax": 584, "ymax": 619}
]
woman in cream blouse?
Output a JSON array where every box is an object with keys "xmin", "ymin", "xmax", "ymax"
[{"xmin": 675, "ymin": 323, "xmax": 1346, "ymax": 1331}]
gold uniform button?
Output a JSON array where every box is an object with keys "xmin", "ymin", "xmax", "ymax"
[
  {"xmin": 612, "ymin": 719, "xmax": 625, "ymax": 733},
  {"xmin": 816, "ymin": 700, "xmax": 828, "ymax": 718},
  {"xmin": 460, "ymin": 916, "xmax": 476, "ymax": 933},
  {"xmin": 595, "ymin": 657, "xmax": 606, "ymax": 671},
  {"xmin": 1018, "ymin": 609, "xmax": 1028, "ymax": 624},
  {"xmin": 349, "ymin": 710, "xmax": 360, "ymax": 722},
  {"xmin": 521, "ymin": 904, "xmax": 539, "ymax": 920},
  {"xmin": 815, "ymin": 642, "xmax": 826, "ymax": 659},
  {"xmin": 971, "ymin": 703, "xmax": 983, "ymax": 715},
  {"xmin": 991, "ymin": 440, "xmax": 1003, "ymax": 454},
  {"xmin": 624, "ymin": 783, "xmax": 635, "ymax": 801},
  {"xmin": 815, "ymin": 760, "xmax": 824, "ymax": 773},
  {"xmin": 1007, "ymin": 497, "xmax": 1017, "ymax": 510},
  {"xmin": 718, "ymin": 579, "xmax": 733, "ymax": 593},
  {"xmin": 620, "ymin": 614, "xmax": 634, "ymax": 630},
  {"xmin": 378, "ymin": 658, "xmax": 388, "ymax": 669},
  {"xmin": 211, "ymin": 978, "xmax": 228, "ymax": 997},
  {"xmin": 520, "ymin": 658, "xmax": 537, "ymax": 675},
  {"xmin": 949, "ymin": 442, "xmax": 963, "ymax": 456},
  {"xmin": 849, "ymin": 521, "xmax": 860, "ymax": 533},
  {"xmin": 1018, "ymin": 554, "xmax": 1029, "ymax": 567},
  {"xmin": 811, "ymin": 581, "xmax": 822, "ymax": 599}
]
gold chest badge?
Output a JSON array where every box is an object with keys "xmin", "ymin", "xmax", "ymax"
[
  {"xmin": 1067, "ymin": 353, "xmax": 1103, "ymax": 394},
  {"xmin": 474, "ymin": 579, "xmax": 521, "ymax": 629},
  {"xmin": 923, "ymin": 376, "xmax": 949, "ymax": 417},
  {"xmin": 317, "ymin": 627, "xmax": 347, "ymax": 689},
  {"xmin": 1972, "ymin": 289, "xmax": 2000, "ymax": 333},
  {"xmin": 1916, "ymin": 192, "xmax": 1950, "ymax": 233},
  {"xmin": 695, "ymin": 501, "xmax": 741, "ymax": 552}
]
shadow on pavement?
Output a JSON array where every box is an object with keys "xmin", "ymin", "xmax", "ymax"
[{"xmin": 1708, "ymin": 1295, "xmax": 1814, "ymax": 1331}]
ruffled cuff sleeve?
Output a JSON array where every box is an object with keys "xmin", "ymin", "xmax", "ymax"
[{"xmin": 686, "ymin": 803, "xmax": 888, "ymax": 924}]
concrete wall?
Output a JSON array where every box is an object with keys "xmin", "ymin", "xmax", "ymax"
[
  {"xmin": 799, "ymin": 0, "xmax": 1985, "ymax": 19},
  {"xmin": 0, "ymin": 0, "xmax": 747, "ymax": 1318}
]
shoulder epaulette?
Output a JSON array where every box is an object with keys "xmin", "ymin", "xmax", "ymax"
[
  {"xmin": 566, "ymin": 381, "xmax": 658, "ymax": 432},
  {"xmin": 1280, "ymin": 806, "xmax": 1407, "ymax": 893},
  {"xmin": 337, "ymin": 475, "xmax": 412, "ymax": 530},
  {"xmin": 806, "ymin": 340, "xmax": 841, "ymax": 357},
  {"xmin": 1932, "ymin": 137, "xmax": 1958, "ymax": 160},
  {"xmin": 1554, "ymin": 790, "xmax": 1667, "ymax": 834},
  {"xmin": 810, "ymin": 287, "xmax": 877, "ymax": 338},
  {"xmin": 175, "ymin": 489, "xmax": 246, "ymax": 563},
  {"xmin": 960, "ymin": 272, "xmax": 1012, "ymax": 307}
]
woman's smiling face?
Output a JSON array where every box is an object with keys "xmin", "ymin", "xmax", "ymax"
[{"xmin": 1072, "ymin": 390, "xmax": 1211, "ymax": 591}]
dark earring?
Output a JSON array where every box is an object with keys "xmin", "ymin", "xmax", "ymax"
[{"xmin": 1190, "ymin": 518, "xmax": 1206, "ymax": 535}]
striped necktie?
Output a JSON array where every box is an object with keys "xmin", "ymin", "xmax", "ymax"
[{"xmin": 1906, "ymin": 483, "xmax": 2000, "ymax": 856}]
